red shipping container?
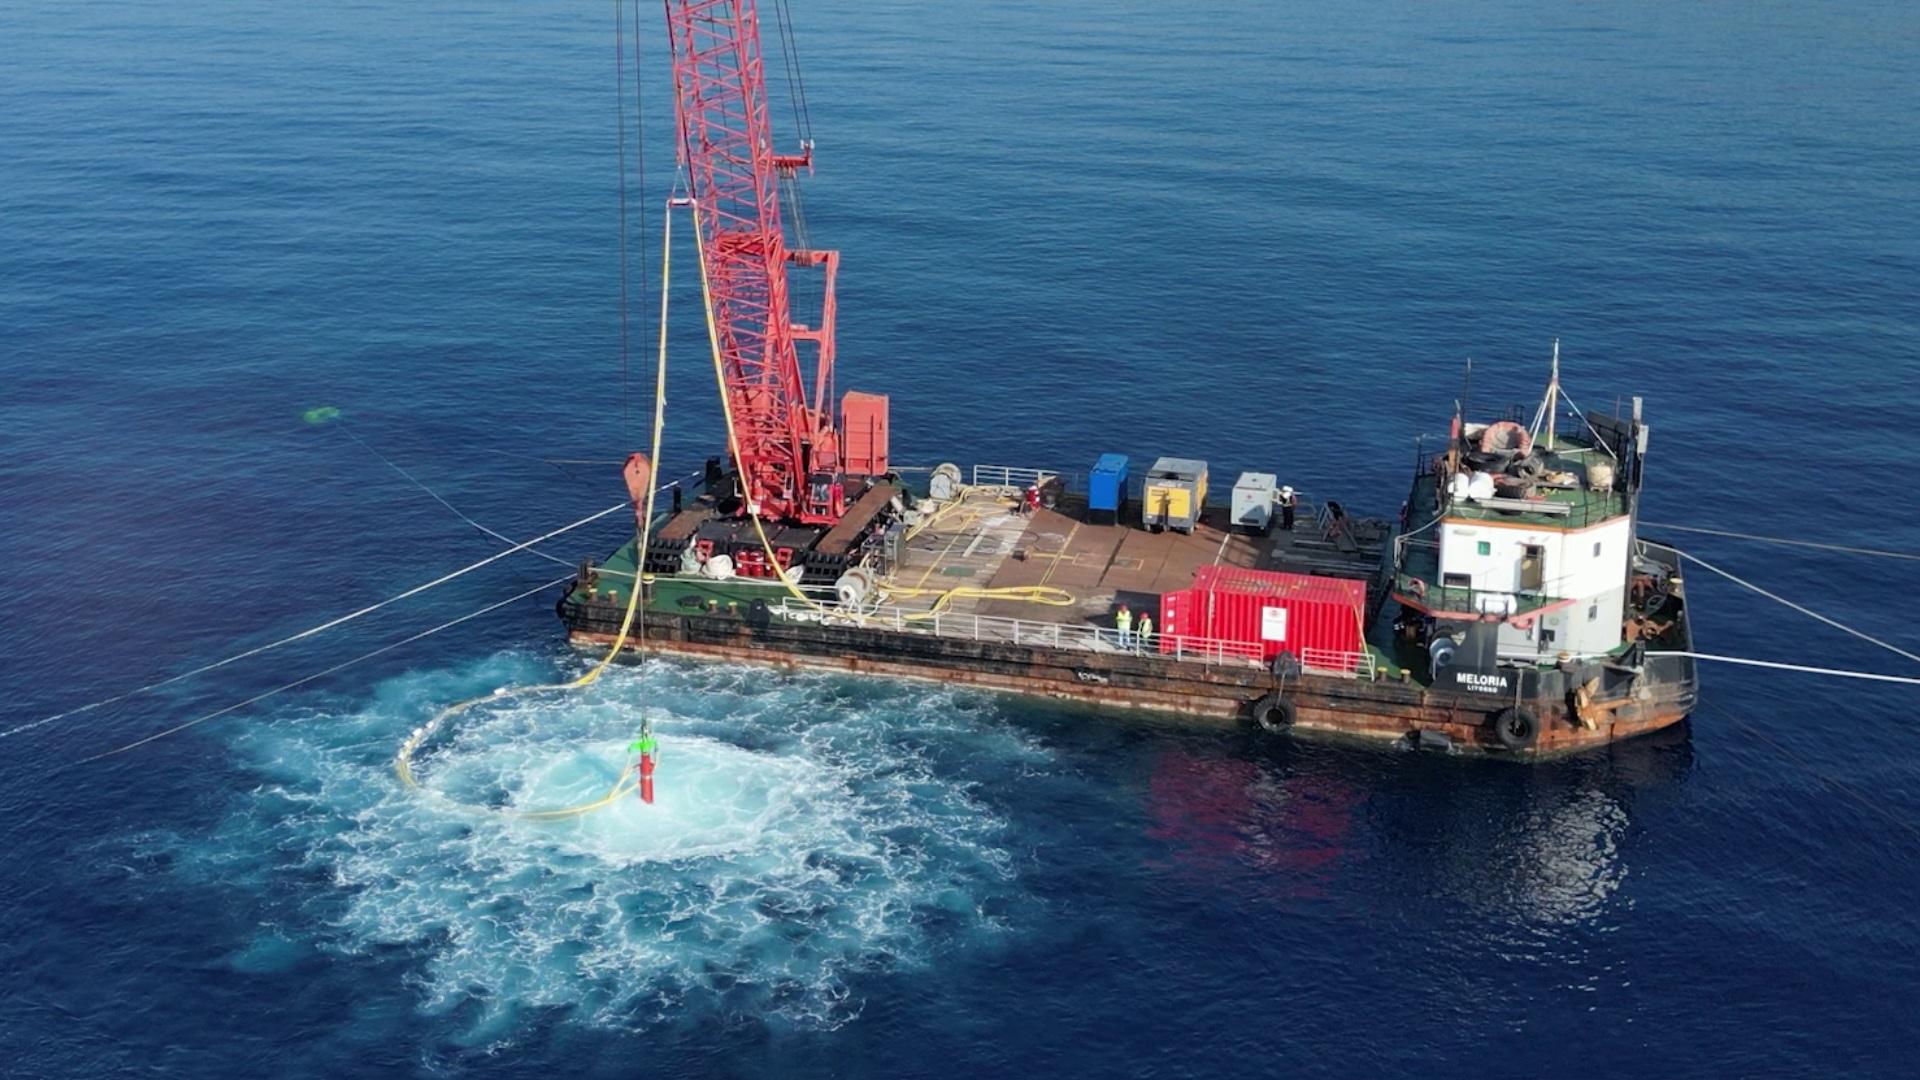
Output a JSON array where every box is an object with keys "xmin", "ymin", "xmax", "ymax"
[
  {"xmin": 841, "ymin": 391, "xmax": 889, "ymax": 477},
  {"xmin": 1160, "ymin": 566, "xmax": 1366, "ymax": 668}
]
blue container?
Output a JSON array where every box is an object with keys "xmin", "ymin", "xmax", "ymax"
[{"xmin": 1088, "ymin": 453, "xmax": 1129, "ymax": 512}]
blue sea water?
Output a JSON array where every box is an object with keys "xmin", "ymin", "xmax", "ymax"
[{"xmin": 2, "ymin": 0, "xmax": 1918, "ymax": 1075}]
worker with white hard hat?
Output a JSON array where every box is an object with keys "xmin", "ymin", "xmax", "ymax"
[{"xmin": 1277, "ymin": 484, "xmax": 1297, "ymax": 531}]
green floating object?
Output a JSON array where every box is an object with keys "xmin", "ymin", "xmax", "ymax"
[{"xmin": 302, "ymin": 406, "xmax": 342, "ymax": 426}]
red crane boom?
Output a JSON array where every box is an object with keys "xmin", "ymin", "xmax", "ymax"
[{"xmin": 664, "ymin": 0, "xmax": 844, "ymax": 525}]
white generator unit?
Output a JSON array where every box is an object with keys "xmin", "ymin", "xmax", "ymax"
[{"xmin": 1231, "ymin": 471, "xmax": 1277, "ymax": 534}]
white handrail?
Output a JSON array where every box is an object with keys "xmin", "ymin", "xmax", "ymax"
[{"xmin": 970, "ymin": 465, "xmax": 1058, "ymax": 491}]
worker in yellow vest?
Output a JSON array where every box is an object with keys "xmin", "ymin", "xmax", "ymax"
[
  {"xmin": 1137, "ymin": 612, "xmax": 1154, "ymax": 654},
  {"xmin": 1115, "ymin": 604, "xmax": 1132, "ymax": 649}
]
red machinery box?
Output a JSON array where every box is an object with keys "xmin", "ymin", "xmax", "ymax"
[{"xmin": 1160, "ymin": 565, "xmax": 1366, "ymax": 664}]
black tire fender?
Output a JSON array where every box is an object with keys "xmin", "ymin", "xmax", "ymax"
[
  {"xmin": 1492, "ymin": 706, "xmax": 1539, "ymax": 751},
  {"xmin": 1251, "ymin": 693, "xmax": 1296, "ymax": 733}
]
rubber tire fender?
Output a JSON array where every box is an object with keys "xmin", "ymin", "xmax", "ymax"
[
  {"xmin": 1251, "ymin": 693, "xmax": 1297, "ymax": 733},
  {"xmin": 1492, "ymin": 706, "xmax": 1540, "ymax": 751}
]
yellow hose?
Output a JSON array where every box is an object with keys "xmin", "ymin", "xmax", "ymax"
[
  {"xmin": 879, "ymin": 584, "xmax": 1078, "ymax": 621},
  {"xmin": 399, "ymin": 201, "xmax": 1079, "ymax": 818},
  {"xmin": 688, "ymin": 203, "xmax": 859, "ymax": 623},
  {"xmin": 395, "ymin": 208, "xmax": 676, "ymax": 818}
]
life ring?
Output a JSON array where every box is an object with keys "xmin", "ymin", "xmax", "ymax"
[
  {"xmin": 1250, "ymin": 693, "xmax": 1296, "ymax": 733},
  {"xmin": 1491, "ymin": 706, "xmax": 1539, "ymax": 751}
]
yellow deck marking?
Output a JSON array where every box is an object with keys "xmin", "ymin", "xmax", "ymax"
[
  {"xmin": 1037, "ymin": 520, "xmax": 1082, "ymax": 590},
  {"xmin": 911, "ymin": 497, "xmax": 996, "ymax": 590}
]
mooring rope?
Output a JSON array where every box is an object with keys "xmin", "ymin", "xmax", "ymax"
[
  {"xmin": 75, "ymin": 574, "xmax": 576, "ymax": 763},
  {"xmin": 2, "ymin": 502, "xmax": 632, "ymax": 741},
  {"xmin": 1649, "ymin": 651, "xmax": 1920, "ymax": 686},
  {"xmin": 1679, "ymin": 550, "xmax": 1920, "ymax": 667},
  {"xmin": 1644, "ymin": 522, "xmax": 1920, "ymax": 563}
]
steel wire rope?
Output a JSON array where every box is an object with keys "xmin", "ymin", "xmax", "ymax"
[
  {"xmin": 772, "ymin": 0, "xmax": 813, "ymax": 142},
  {"xmin": 614, "ymin": 0, "xmax": 635, "ymax": 445},
  {"xmin": 1, "ymin": 501, "xmax": 632, "ymax": 741},
  {"xmin": 338, "ymin": 424, "xmax": 575, "ymax": 567},
  {"xmin": 630, "ymin": 0, "xmax": 647, "ymax": 339},
  {"xmin": 1700, "ymin": 700, "xmax": 1920, "ymax": 846},
  {"xmin": 771, "ymin": 0, "xmax": 812, "ymax": 254}
]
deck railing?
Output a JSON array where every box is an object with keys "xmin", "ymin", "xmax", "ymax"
[
  {"xmin": 770, "ymin": 600, "xmax": 1378, "ymax": 680},
  {"xmin": 969, "ymin": 465, "xmax": 1060, "ymax": 492}
]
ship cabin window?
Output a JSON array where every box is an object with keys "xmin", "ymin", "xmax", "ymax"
[
  {"xmin": 1477, "ymin": 541, "xmax": 1491, "ymax": 556},
  {"xmin": 1443, "ymin": 573, "xmax": 1471, "ymax": 590},
  {"xmin": 1588, "ymin": 604, "xmax": 1599, "ymax": 621},
  {"xmin": 1593, "ymin": 541, "xmax": 1602, "ymax": 557},
  {"xmin": 1542, "ymin": 628, "xmax": 1557, "ymax": 645}
]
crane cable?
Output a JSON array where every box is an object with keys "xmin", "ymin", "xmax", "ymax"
[{"xmin": 395, "ymin": 206, "xmax": 676, "ymax": 818}]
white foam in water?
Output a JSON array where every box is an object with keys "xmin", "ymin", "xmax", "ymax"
[{"xmin": 211, "ymin": 654, "xmax": 1036, "ymax": 1035}]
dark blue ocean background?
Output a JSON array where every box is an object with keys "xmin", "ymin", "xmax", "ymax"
[{"xmin": 3, "ymin": 1, "xmax": 1918, "ymax": 1075}]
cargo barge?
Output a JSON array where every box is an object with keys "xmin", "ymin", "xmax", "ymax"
[
  {"xmin": 557, "ymin": 0, "xmax": 1697, "ymax": 755},
  {"xmin": 561, "ymin": 392, "xmax": 1697, "ymax": 756}
]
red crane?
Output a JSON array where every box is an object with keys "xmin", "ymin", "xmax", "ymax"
[{"xmin": 663, "ymin": 0, "xmax": 847, "ymax": 525}]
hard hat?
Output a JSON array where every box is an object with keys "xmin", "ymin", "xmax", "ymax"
[{"xmin": 1281, "ymin": 485, "xmax": 1294, "ymax": 495}]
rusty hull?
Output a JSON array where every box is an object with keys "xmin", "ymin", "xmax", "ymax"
[{"xmin": 566, "ymin": 606, "xmax": 1691, "ymax": 757}]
